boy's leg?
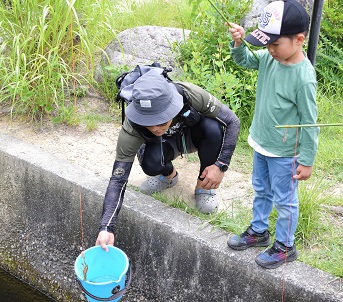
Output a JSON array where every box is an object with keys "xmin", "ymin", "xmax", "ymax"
[
  {"xmin": 250, "ymin": 152, "xmax": 274, "ymax": 232},
  {"xmin": 269, "ymin": 156, "xmax": 299, "ymax": 246},
  {"xmin": 228, "ymin": 151, "xmax": 272, "ymax": 250},
  {"xmin": 255, "ymin": 156, "xmax": 299, "ymax": 269}
]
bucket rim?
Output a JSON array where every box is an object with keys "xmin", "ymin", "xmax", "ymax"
[{"xmin": 74, "ymin": 245, "xmax": 129, "ymax": 284}]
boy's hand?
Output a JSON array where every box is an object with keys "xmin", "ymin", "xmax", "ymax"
[
  {"xmin": 227, "ymin": 23, "xmax": 245, "ymax": 47},
  {"xmin": 293, "ymin": 164, "xmax": 313, "ymax": 181}
]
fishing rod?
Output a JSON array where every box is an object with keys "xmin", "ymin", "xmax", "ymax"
[
  {"xmin": 207, "ymin": 0, "xmax": 260, "ymax": 61},
  {"xmin": 275, "ymin": 123, "xmax": 343, "ymax": 128}
]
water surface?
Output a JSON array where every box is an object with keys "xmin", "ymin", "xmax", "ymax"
[{"xmin": 0, "ymin": 267, "xmax": 55, "ymax": 302}]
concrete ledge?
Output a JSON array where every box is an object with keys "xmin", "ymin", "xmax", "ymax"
[{"xmin": 0, "ymin": 133, "xmax": 342, "ymax": 301}]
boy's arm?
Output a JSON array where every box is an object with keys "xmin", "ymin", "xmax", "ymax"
[
  {"xmin": 228, "ymin": 23, "xmax": 245, "ymax": 47},
  {"xmin": 228, "ymin": 23, "xmax": 260, "ymax": 69},
  {"xmin": 297, "ymin": 82, "xmax": 319, "ymax": 163},
  {"xmin": 295, "ymin": 80, "xmax": 319, "ymax": 181}
]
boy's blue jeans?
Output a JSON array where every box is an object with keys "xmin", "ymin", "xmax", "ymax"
[{"xmin": 250, "ymin": 151, "xmax": 299, "ymax": 247}]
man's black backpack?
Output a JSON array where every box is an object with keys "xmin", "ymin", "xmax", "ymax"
[{"xmin": 114, "ymin": 62, "xmax": 199, "ymax": 126}]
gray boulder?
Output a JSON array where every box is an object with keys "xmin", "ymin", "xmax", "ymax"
[{"xmin": 95, "ymin": 26, "xmax": 190, "ymax": 82}]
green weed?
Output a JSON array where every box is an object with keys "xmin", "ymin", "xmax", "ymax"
[{"xmin": 175, "ymin": 0, "xmax": 256, "ymax": 125}]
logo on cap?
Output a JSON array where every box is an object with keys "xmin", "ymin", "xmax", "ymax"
[
  {"xmin": 250, "ymin": 29, "xmax": 270, "ymax": 45},
  {"xmin": 260, "ymin": 11, "xmax": 272, "ymax": 28},
  {"xmin": 139, "ymin": 100, "xmax": 152, "ymax": 108}
]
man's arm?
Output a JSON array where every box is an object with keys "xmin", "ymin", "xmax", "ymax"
[
  {"xmin": 215, "ymin": 105, "xmax": 240, "ymax": 166},
  {"xmin": 96, "ymin": 160, "xmax": 133, "ymax": 251}
]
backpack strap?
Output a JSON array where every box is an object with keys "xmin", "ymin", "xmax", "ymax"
[
  {"xmin": 172, "ymin": 83, "xmax": 190, "ymax": 107},
  {"xmin": 173, "ymin": 83, "xmax": 201, "ymax": 127}
]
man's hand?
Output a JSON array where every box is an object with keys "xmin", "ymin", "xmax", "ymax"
[
  {"xmin": 95, "ymin": 230, "xmax": 115, "ymax": 252},
  {"xmin": 199, "ymin": 164, "xmax": 225, "ymax": 190},
  {"xmin": 293, "ymin": 164, "xmax": 313, "ymax": 181}
]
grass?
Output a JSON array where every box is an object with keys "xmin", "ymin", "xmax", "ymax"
[{"xmin": 1, "ymin": 0, "xmax": 342, "ymax": 280}]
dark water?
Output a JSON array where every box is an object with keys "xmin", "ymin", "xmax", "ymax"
[{"xmin": 0, "ymin": 267, "xmax": 56, "ymax": 302}]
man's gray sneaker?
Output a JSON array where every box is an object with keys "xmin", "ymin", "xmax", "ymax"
[
  {"xmin": 139, "ymin": 172, "xmax": 178, "ymax": 195},
  {"xmin": 195, "ymin": 188, "xmax": 218, "ymax": 214}
]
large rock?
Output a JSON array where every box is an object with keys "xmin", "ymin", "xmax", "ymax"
[{"xmin": 95, "ymin": 26, "xmax": 190, "ymax": 82}]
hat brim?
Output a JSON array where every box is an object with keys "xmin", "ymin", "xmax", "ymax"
[
  {"xmin": 125, "ymin": 83, "xmax": 183, "ymax": 127},
  {"xmin": 245, "ymin": 29, "xmax": 281, "ymax": 46}
]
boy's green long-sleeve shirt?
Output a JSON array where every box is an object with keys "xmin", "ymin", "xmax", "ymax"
[{"xmin": 230, "ymin": 42, "xmax": 319, "ymax": 166}]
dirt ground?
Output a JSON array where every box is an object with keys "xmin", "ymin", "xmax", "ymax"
[
  {"xmin": 0, "ymin": 96, "xmax": 254, "ymax": 214},
  {"xmin": 1, "ymin": 95, "xmax": 342, "ymax": 213}
]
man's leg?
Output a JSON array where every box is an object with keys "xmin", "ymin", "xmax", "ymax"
[
  {"xmin": 138, "ymin": 139, "xmax": 178, "ymax": 194},
  {"xmin": 191, "ymin": 117, "xmax": 223, "ymax": 213}
]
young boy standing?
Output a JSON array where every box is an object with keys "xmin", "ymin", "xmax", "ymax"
[{"xmin": 227, "ymin": 0, "xmax": 319, "ymax": 269}]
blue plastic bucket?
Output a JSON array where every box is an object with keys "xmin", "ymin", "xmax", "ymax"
[{"xmin": 74, "ymin": 246, "xmax": 131, "ymax": 302}]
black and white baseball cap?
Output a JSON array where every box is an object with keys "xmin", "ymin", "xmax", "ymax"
[{"xmin": 245, "ymin": 0, "xmax": 310, "ymax": 46}]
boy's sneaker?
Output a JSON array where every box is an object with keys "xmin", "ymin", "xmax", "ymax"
[
  {"xmin": 255, "ymin": 241, "xmax": 298, "ymax": 269},
  {"xmin": 227, "ymin": 225, "xmax": 271, "ymax": 251}
]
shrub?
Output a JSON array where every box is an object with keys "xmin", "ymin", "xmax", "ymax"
[{"xmin": 175, "ymin": 0, "xmax": 257, "ymax": 127}]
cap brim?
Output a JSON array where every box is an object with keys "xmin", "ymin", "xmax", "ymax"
[
  {"xmin": 245, "ymin": 29, "xmax": 281, "ymax": 46},
  {"xmin": 125, "ymin": 83, "xmax": 183, "ymax": 127}
]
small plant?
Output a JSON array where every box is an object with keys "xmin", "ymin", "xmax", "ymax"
[
  {"xmin": 321, "ymin": 0, "xmax": 343, "ymax": 47},
  {"xmin": 51, "ymin": 104, "xmax": 79, "ymax": 126},
  {"xmin": 316, "ymin": 35, "xmax": 343, "ymax": 86},
  {"xmin": 296, "ymin": 180, "xmax": 326, "ymax": 243},
  {"xmin": 82, "ymin": 113, "xmax": 114, "ymax": 131},
  {"xmin": 84, "ymin": 115, "xmax": 98, "ymax": 131},
  {"xmin": 95, "ymin": 64, "xmax": 130, "ymax": 104}
]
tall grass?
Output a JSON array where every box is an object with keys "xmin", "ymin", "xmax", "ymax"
[
  {"xmin": 175, "ymin": 0, "xmax": 256, "ymax": 123},
  {"xmin": 314, "ymin": 72, "xmax": 343, "ymax": 182},
  {"xmin": 0, "ymin": 0, "xmax": 90, "ymax": 120},
  {"xmin": 0, "ymin": 0, "xmax": 193, "ymax": 122}
]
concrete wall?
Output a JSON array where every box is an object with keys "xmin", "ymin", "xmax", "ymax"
[{"xmin": 0, "ymin": 132, "xmax": 342, "ymax": 302}]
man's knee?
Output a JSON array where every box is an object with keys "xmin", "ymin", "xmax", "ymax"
[{"xmin": 195, "ymin": 117, "xmax": 223, "ymax": 145}]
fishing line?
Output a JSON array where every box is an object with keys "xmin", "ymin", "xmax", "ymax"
[
  {"xmin": 281, "ymin": 128, "xmax": 299, "ymax": 302},
  {"xmin": 68, "ymin": 3, "xmax": 90, "ymax": 284}
]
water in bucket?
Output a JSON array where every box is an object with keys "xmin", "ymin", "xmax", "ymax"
[{"xmin": 74, "ymin": 246, "xmax": 130, "ymax": 302}]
